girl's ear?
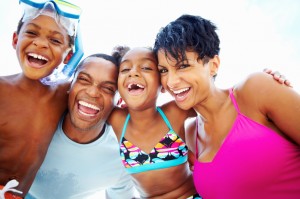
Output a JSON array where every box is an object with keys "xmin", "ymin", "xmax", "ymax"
[
  {"xmin": 12, "ymin": 32, "xmax": 18, "ymax": 49},
  {"xmin": 63, "ymin": 49, "xmax": 73, "ymax": 64}
]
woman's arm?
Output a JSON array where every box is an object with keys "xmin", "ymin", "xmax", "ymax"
[{"xmin": 242, "ymin": 72, "xmax": 300, "ymax": 145}]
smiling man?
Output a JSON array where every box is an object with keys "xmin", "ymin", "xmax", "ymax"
[{"xmin": 26, "ymin": 54, "xmax": 137, "ymax": 199}]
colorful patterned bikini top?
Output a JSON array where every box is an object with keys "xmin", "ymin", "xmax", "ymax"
[{"xmin": 119, "ymin": 107, "xmax": 188, "ymax": 174}]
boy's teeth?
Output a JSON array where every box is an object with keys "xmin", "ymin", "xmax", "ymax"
[{"xmin": 28, "ymin": 53, "xmax": 48, "ymax": 61}]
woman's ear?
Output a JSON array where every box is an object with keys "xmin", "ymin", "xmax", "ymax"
[
  {"xmin": 12, "ymin": 32, "xmax": 18, "ymax": 49},
  {"xmin": 63, "ymin": 49, "xmax": 74, "ymax": 64},
  {"xmin": 161, "ymin": 86, "xmax": 166, "ymax": 93},
  {"xmin": 209, "ymin": 55, "xmax": 220, "ymax": 77}
]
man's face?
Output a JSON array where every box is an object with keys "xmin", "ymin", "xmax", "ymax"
[{"xmin": 67, "ymin": 57, "xmax": 118, "ymax": 131}]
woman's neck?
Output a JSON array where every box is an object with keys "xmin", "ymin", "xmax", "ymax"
[{"xmin": 193, "ymin": 88, "xmax": 230, "ymax": 122}]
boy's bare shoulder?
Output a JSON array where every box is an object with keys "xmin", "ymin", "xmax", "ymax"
[
  {"xmin": 0, "ymin": 74, "xmax": 20, "ymax": 91},
  {"xmin": 0, "ymin": 74, "xmax": 17, "ymax": 82},
  {"xmin": 55, "ymin": 81, "xmax": 71, "ymax": 96}
]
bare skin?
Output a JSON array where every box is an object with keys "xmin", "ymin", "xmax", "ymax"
[
  {"xmin": 109, "ymin": 48, "xmax": 197, "ymax": 198},
  {"xmin": 0, "ymin": 74, "xmax": 69, "ymax": 196},
  {"xmin": 111, "ymin": 103, "xmax": 196, "ymax": 198},
  {"xmin": 109, "ymin": 48, "xmax": 289, "ymax": 198},
  {"xmin": 186, "ymin": 72, "xmax": 300, "ymax": 162},
  {"xmin": 157, "ymin": 51, "xmax": 300, "ymax": 163},
  {"xmin": 158, "ymin": 46, "xmax": 300, "ymax": 197},
  {"xmin": 0, "ymin": 13, "xmax": 72, "ymax": 197}
]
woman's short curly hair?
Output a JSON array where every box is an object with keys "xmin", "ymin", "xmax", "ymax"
[{"xmin": 153, "ymin": 14, "xmax": 220, "ymax": 64}]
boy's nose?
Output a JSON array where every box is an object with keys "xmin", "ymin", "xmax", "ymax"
[{"xmin": 32, "ymin": 38, "xmax": 49, "ymax": 48}]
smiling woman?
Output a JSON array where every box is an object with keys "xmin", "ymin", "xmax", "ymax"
[{"xmin": 153, "ymin": 13, "xmax": 300, "ymax": 199}]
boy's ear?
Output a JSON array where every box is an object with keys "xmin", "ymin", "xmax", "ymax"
[
  {"xmin": 12, "ymin": 32, "xmax": 18, "ymax": 49},
  {"xmin": 63, "ymin": 49, "xmax": 73, "ymax": 64}
]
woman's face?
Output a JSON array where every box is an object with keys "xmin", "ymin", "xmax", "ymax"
[{"xmin": 157, "ymin": 50, "xmax": 218, "ymax": 110}]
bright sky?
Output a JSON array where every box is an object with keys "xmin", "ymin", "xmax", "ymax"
[{"xmin": 1, "ymin": 0, "xmax": 299, "ymax": 98}]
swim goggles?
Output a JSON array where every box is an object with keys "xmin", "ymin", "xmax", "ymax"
[
  {"xmin": 18, "ymin": 0, "xmax": 84, "ymax": 85},
  {"xmin": 19, "ymin": 0, "xmax": 82, "ymax": 36}
]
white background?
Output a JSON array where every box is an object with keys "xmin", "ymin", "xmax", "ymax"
[
  {"xmin": 0, "ymin": 0, "xmax": 299, "ymax": 198},
  {"xmin": 1, "ymin": 0, "xmax": 299, "ymax": 98}
]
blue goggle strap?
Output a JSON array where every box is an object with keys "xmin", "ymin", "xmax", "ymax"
[
  {"xmin": 62, "ymin": 24, "xmax": 84, "ymax": 77},
  {"xmin": 19, "ymin": 0, "xmax": 80, "ymax": 19}
]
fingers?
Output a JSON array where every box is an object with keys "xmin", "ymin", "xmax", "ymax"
[
  {"xmin": 272, "ymin": 71, "xmax": 281, "ymax": 80},
  {"xmin": 264, "ymin": 68, "xmax": 293, "ymax": 87},
  {"xmin": 117, "ymin": 98, "xmax": 123, "ymax": 106},
  {"xmin": 117, "ymin": 97, "xmax": 128, "ymax": 108},
  {"xmin": 263, "ymin": 68, "xmax": 272, "ymax": 74},
  {"xmin": 188, "ymin": 150, "xmax": 195, "ymax": 171},
  {"xmin": 283, "ymin": 79, "xmax": 292, "ymax": 87},
  {"xmin": 274, "ymin": 71, "xmax": 292, "ymax": 87}
]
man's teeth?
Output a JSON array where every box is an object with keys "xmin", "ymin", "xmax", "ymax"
[
  {"xmin": 172, "ymin": 88, "xmax": 189, "ymax": 94},
  {"xmin": 28, "ymin": 53, "xmax": 48, "ymax": 61},
  {"xmin": 79, "ymin": 101, "xmax": 100, "ymax": 110}
]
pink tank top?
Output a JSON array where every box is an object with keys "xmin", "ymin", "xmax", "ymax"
[{"xmin": 193, "ymin": 88, "xmax": 300, "ymax": 199}]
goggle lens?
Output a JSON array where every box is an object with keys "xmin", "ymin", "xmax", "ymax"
[
  {"xmin": 53, "ymin": 0, "xmax": 81, "ymax": 19},
  {"xmin": 19, "ymin": 0, "xmax": 81, "ymax": 19},
  {"xmin": 19, "ymin": 0, "xmax": 81, "ymax": 36}
]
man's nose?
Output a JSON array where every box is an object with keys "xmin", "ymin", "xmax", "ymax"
[{"xmin": 85, "ymin": 85, "xmax": 101, "ymax": 97}]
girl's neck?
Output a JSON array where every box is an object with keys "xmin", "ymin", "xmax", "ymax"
[{"xmin": 127, "ymin": 106, "xmax": 159, "ymax": 128}]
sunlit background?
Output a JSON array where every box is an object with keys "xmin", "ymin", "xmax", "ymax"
[
  {"xmin": 1, "ymin": 0, "xmax": 299, "ymax": 101},
  {"xmin": 0, "ymin": 0, "xmax": 299, "ymax": 198}
]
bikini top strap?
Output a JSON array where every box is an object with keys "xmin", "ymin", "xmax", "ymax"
[
  {"xmin": 195, "ymin": 116, "xmax": 199, "ymax": 157},
  {"xmin": 120, "ymin": 114, "xmax": 131, "ymax": 145},
  {"xmin": 157, "ymin": 107, "xmax": 174, "ymax": 131},
  {"xmin": 229, "ymin": 88, "xmax": 241, "ymax": 113}
]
